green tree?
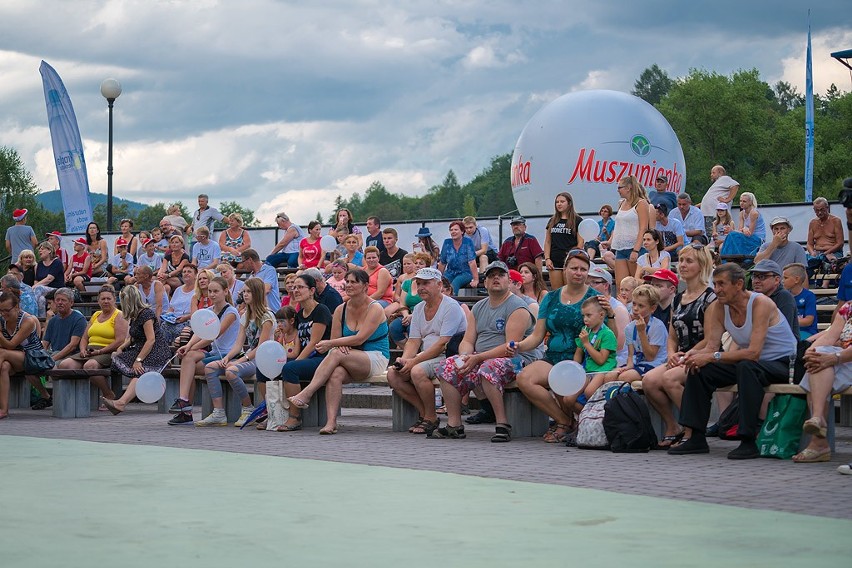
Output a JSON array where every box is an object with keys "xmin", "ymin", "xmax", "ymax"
[
  {"xmin": 632, "ymin": 64, "xmax": 674, "ymax": 106},
  {"xmin": 92, "ymin": 202, "xmax": 132, "ymax": 230},
  {"xmin": 773, "ymin": 80, "xmax": 804, "ymax": 111},
  {"xmin": 135, "ymin": 203, "xmax": 170, "ymax": 233},
  {"xmin": 220, "ymin": 201, "xmax": 259, "ymax": 227}
]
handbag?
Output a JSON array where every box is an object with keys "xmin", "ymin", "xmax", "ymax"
[
  {"xmin": 757, "ymin": 394, "xmax": 809, "ymax": 459},
  {"xmin": 24, "ymin": 348, "xmax": 56, "ymax": 375},
  {"xmin": 265, "ymin": 380, "xmax": 289, "ymax": 431}
]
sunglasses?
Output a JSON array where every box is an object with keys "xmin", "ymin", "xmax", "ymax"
[
  {"xmin": 567, "ymin": 249, "xmax": 591, "ymax": 261},
  {"xmin": 688, "ymin": 242, "xmax": 706, "ymax": 250}
]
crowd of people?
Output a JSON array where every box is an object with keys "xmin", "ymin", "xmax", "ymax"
[{"xmin": 2, "ymin": 176, "xmax": 852, "ymax": 476}]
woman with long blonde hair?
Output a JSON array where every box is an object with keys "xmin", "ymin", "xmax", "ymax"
[
  {"xmin": 719, "ymin": 192, "xmax": 766, "ymax": 256},
  {"xmin": 603, "ymin": 175, "xmax": 650, "ymax": 291}
]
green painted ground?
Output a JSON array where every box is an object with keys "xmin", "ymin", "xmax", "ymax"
[{"xmin": 0, "ymin": 436, "xmax": 848, "ymax": 568}]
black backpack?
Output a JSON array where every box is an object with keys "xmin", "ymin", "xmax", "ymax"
[{"xmin": 603, "ymin": 383, "xmax": 657, "ymax": 452}]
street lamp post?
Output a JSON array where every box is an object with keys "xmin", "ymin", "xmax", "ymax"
[{"xmin": 100, "ymin": 78, "xmax": 122, "ymax": 232}]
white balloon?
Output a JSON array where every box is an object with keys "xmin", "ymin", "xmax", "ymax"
[
  {"xmin": 255, "ymin": 340, "xmax": 288, "ymax": 379},
  {"xmin": 190, "ymin": 308, "xmax": 221, "ymax": 341},
  {"xmin": 548, "ymin": 360, "xmax": 587, "ymax": 396},
  {"xmin": 135, "ymin": 371, "xmax": 166, "ymax": 403},
  {"xmin": 320, "ymin": 235, "xmax": 337, "ymax": 253},
  {"xmin": 578, "ymin": 218, "xmax": 600, "ymax": 241}
]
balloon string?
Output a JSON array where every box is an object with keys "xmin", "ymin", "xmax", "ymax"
[{"xmin": 158, "ymin": 353, "xmax": 179, "ymax": 374}]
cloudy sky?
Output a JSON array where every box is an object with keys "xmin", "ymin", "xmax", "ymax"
[{"xmin": 1, "ymin": 1, "xmax": 850, "ymax": 225}]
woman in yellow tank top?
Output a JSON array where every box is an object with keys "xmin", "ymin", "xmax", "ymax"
[{"xmin": 58, "ymin": 285, "xmax": 128, "ymax": 403}]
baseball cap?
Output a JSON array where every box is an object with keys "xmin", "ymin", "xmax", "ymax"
[
  {"xmin": 141, "ymin": 237, "xmax": 154, "ymax": 247},
  {"xmin": 656, "ymin": 174, "xmax": 668, "ymax": 183},
  {"xmin": 73, "ymin": 237, "xmax": 87, "ymax": 247},
  {"xmin": 588, "ymin": 266, "xmax": 613, "ymax": 284},
  {"xmin": 654, "ymin": 203, "xmax": 669, "ymax": 215},
  {"xmin": 769, "ymin": 216, "xmax": 792, "ymax": 228},
  {"xmin": 115, "ymin": 238, "xmax": 128, "ymax": 247},
  {"xmin": 750, "ymin": 259, "xmax": 782, "ymax": 276},
  {"xmin": 45, "ymin": 230, "xmax": 62, "ymax": 239},
  {"xmin": 716, "ymin": 202, "xmax": 729, "ymax": 210},
  {"xmin": 414, "ymin": 267, "xmax": 442, "ymax": 281},
  {"xmin": 484, "ymin": 260, "xmax": 509, "ymax": 276},
  {"xmin": 510, "ymin": 216, "xmax": 526, "ymax": 225},
  {"xmin": 508, "ymin": 269, "xmax": 524, "ymax": 284},
  {"xmin": 644, "ymin": 268, "xmax": 679, "ymax": 287}
]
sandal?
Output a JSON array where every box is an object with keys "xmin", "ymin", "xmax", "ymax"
[
  {"xmin": 435, "ymin": 405, "xmax": 447, "ymax": 415},
  {"xmin": 491, "ymin": 423, "xmax": 512, "ymax": 443},
  {"xmin": 543, "ymin": 423, "xmax": 570, "ymax": 444},
  {"xmin": 792, "ymin": 447, "xmax": 831, "ymax": 463},
  {"xmin": 288, "ymin": 396, "xmax": 310, "ymax": 409},
  {"xmin": 656, "ymin": 431, "xmax": 685, "ymax": 450},
  {"xmin": 802, "ymin": 416, "xmax": 827, "ymax": 438},
  {"xmin": 410, "ymin": 418, "xmax": 439, "ymax": 435},
  {"xmin": 429, "ymin": 424, "xmax": 465, "ymax": 439},
  {"xmin": 319, "ymin": 426, "xmax": 338, "ymax": 435},
  {"xmin": 276, "ymin": 419, "xmax": 303, "ymax": 432},
  {"xmin": 101, "ymin": 398, "xmax": 122, "ymax": 416},
  {"xmin": 408, "ymin": 416, "xmax": 426, "ymax": 433}
]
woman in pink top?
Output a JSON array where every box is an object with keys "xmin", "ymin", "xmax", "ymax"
[
  {"xmin": 364, "ymin": 246, "xmax": 393, "ymax": 307},
  {"xmin": 298, "ymin": 221, "xmax": 324, "ymax": 270}
]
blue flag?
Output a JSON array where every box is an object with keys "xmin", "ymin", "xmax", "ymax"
[
  {"xmin": 39, "ymin": 60, "xmax": 94, "ymax": 233},
  {"xmin": 804, "ymin": 14, "xmax": 814, "ymax": 202}
]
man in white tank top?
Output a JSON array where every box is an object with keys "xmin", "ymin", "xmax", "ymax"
[{"xmin": 671, "ymin": 263, "xmax": 797, "ymax": 460}]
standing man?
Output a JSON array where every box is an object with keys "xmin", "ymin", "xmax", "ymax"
[
  {"xmin": 806, "ymin": 197, "xmax": 844, "ymax": 267},
  {"xmin": 670, "ymin": 194, "xmax": 706, "ymax": 245},
  {"xmin": 387, "ymin": 267, "xmax": 467, "ymax": 435},
  {"xmin": 5, "ymin": 208, "xmax": 38, "ymax": 261},
  {"xmin": 188, "ymin": 194, "xmax": 226, "ymax": 238},
  {"xmin": 647, "ymin": 174, "xmax": 677, "ymax": 211},
  {"xmin": 266, "ymin": 212, "xmax": 305, "ymax": 268},
  {"xmin": 753, "ymin": 217, "xmax": 807, "ymax": 267},
  {"xmin": 671, "ymin": 263, "xmax": 797, "ymax": 459},
  {"xmin": 700, "ymin": 165, "xmax": 740, "ymax": 236},
  {"xmin": 242, "ymin": 248, "xmax": 281, "ymax": 312},
  {"xmin": 435, "ymin": 261, "xmax": 539, "ymax": 442},
  {"xmin": 749, "ymin": 259, "xmax": 800, "ymax": 339},
  {"xmin": 379, "ymin": 227, "xmax": 408, "ymax": 280},
  {"xmin": 364, "ymin": 216, "xmax": 386, "ymax": 255},
  {"xmin": 498, "ymin": 216, "xmax": 544, "ymax": 271},
  {"xmin": 463, "ymin": 216, "xmax": 498, "ymax": 272}
]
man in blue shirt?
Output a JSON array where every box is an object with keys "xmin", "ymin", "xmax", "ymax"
[
  {"xmin": 243, "ymin": 248, "xmax": 281, "ymax": 312},
  {"xmin": 35, "ymin": 288, "xmax": 87, "ymax": 409},
  {"xmin": 463, "ymin": 216, "xmax": 498, "ymax": 272},
  {"xmin": 670, "ymin": 193, "xmax": 706, "ymax": 244}
]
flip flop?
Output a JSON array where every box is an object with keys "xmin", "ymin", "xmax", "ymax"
[
  {"xmin": 792, "ymin": 447, "xmax": 831, "ymax": 463},
  {"xmin": 319, "ymin": 426, "xmax": 338, "ymax": 435},
  {"xmin": 276, "ymin": 420, "xmax": 303, "ymax": 432},
  {"xmin": 288, "ymin": 396, "xmax": 309, "ymax": 409},
  {"xmin": 101, "ymin": 398, "xmax": 122, "ymax": 415},
  {"xmin": 656, "ymin": 432, "xmax": 685, "ymax": 449},
  {"xmin": 802, "ymin": 416, "xmax": 827, "ymax": 438}
]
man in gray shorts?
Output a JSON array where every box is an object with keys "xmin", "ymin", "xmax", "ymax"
[{"xmin": 387, "ymin": 267, "xmax": 467, "ymax": 435}]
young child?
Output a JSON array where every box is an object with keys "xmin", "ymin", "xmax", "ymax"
[
  {"xmin": 65, "ymin": 237, "xmax": 92, "ymax": 291},
  {"xmin": 106, "ymin": 238, "xmax": 135, "ymax": 288},
  {"xmin": 711, "ymin": 202, "xmax": 736, "ymax": 250},
  {"xmin": 326, "ymin": 260, "xmax": 349, "ymax": 299},
  {"xmin": 274, "ymin": 306, "xmax": 301, "ymax": 360},
  {"xmin": 783, "ymin": 262, "xmax": 818, "ymax": 339},
  {"xmin": 617, "ymin": 276, "xmax": 639, "ymax": 313},
  {"xmin": 152, "ymin": 227, "xmax": 169, "ymax": 254},
  {"xmin": 136, "ymin": 237, "xmax": 163, "ymax": 272},
  {"xmin": 602, "ymin": 284, "xmax": 668, "ymax": 383},
  {"xmin": 565, "ymin": 297, "xmax": 619, "ymax": 411}
]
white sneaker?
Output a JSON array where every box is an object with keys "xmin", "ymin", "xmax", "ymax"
[
  {"xmin": 838, "ymin": 463, "xmax": 852, "ymax": 475},
  {"xmin": 195, "ymin": 411, "xmax": 227, "ymax": 427},
  {"xmin": 234, "ymin": 406, "xmax": 255, "ymax": 427}
]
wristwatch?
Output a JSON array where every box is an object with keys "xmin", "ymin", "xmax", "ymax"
[
  {"xmin": 713, "ymin": 352, "xmax": 722, "ymax": 361},
  {"xmin": 135, "ymin": 357, "xmax": 143, "ymax": 363}
]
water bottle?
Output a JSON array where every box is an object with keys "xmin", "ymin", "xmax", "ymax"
[
  {"xmin": 509, "ymin": 341, "xmax": 523, "ymax": 375},
  {"xmin": 435, "ymin": 389, "xmax": 443, "ymax": 408}
]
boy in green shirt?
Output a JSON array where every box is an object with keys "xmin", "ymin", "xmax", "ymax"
[{"xmin": 567, "ymin": 296, "xmax": 618, "ymax": 410}]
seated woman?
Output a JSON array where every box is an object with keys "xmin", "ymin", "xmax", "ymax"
[
  {"xmin": 338, "ymin": 234, "xmax": 364, "ymax": 270},
  {"xmin": 101, "ymin": 286, "xmax": 173, "ymax": 414},
  {"xmin": 363, "ymin": 246, "xmax": 394, "ymax": 308},
  {"xmin": 438, "ymin": 221, "xmax": 479, "ymax": 295},
  {"xmin": 160, "ymin": 264, "xmax": 197, "ymax": 346},
  {"xmin": 639, "ymin": 243, "xmax": 716, "ymax": 448},
  {"xmin": 219, "ymin": 213, "xmax": 252, "ymax": 270},
  {"xmin": 634, "ymin": 229, "xmax": 671, "ymax": 279},
  {"xmin": 217, "ymin": 262, "xmax": 245, "ymax": 303},
  {"xmin": 167, "ymin": 276, "xmax": 240, "ymax": 426},
  {"xmin": 275, "ymin": 273, "xmax": 333, "ymax": 431},
  {"xmin": 387, "ymin": 253, "xmax": 427, "ymax": 347},
  {"xmin": 158, "ymin": 235, "xmax": 190, "ymax": 295},
  {"xmin": 519, "ymin": 262, "xmax": 547, "ymax": 303},
  {"xmin": 720, "ymin": 192, "xmax": 765, "ymax": 257},
  {"xmin": 195, "ymin": 278, "xmax": 273, "ymax": 427},
  {"xmin": 16, "ymin": 249, "xmax": 37, "ymax": 287},
  {"xmin": 793, "ymin": 301, "xmax": 852, "ymax": 464},
  {"xmin": 32, "ymin": 241, "xmax": 65, "ymax": 317},
  {"xmin": 288, "ymin": 269, "xmax": 390, "ymax": 435},
  {"xmin": 58, "ymin": 285, "xmax": 128, "ymax": 403},
  {"xmin": 0, "ymin": 290, "xmax": 44, "ymax": 419},
  {"xmin": 85, "ymin": 222, "xmax": 110, "ymax": 277}
]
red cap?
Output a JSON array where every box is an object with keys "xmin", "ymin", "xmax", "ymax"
[
  {"xmin": 141, "ymin": 237, "xmax": 154, "ymax": 247},
  {"xmin": 12, "ymin": 208, "xmax": 28, "ymax": 221},
  {"xmin": 115, "ymin": 238, "xmax": 128, "ymax": 247},
  {"xmin": 73, "ymin": 237, "xmax": 87, "ymax": 247},
  {"xmin": 45, "ymin": 230, "xmax": 62, "ymax": 238},
  {"xmin": 508, "ymin": 269, "xmax": 524, "ymax": 284},
  {"xmin": 643, "ymin": 268, "xmax": 679, "ymax": 287}
]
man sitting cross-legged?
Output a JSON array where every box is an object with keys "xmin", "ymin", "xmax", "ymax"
[{"xmin": 387, "ymin": 267, "xmax": 467, "ymax": 435}]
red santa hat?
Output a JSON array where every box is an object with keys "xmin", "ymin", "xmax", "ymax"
[{"xmin": 12, "ymin": 209, "xmax": 28, "ymax": 221}]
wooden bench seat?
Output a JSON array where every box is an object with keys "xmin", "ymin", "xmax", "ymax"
[{"xmin": 47, "ymin": 368, "xmax": 124, "ymax": 419}]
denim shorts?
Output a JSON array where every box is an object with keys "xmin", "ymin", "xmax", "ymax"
[{"xmin": 615, "ymin": 247, "xmax": 646, "ymax": 260}]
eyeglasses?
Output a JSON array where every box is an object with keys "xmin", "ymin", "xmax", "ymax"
[
  {"xmin": 751, "ymin": 273, "xmax": 777, "ymax": 281},
  {"xmin": 290, "ymin": 285, "xmax": 309, "ymax": 290},
  {"xmin": 589, "ymin": 279, "xmax": 609, "ymax": 286}
]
